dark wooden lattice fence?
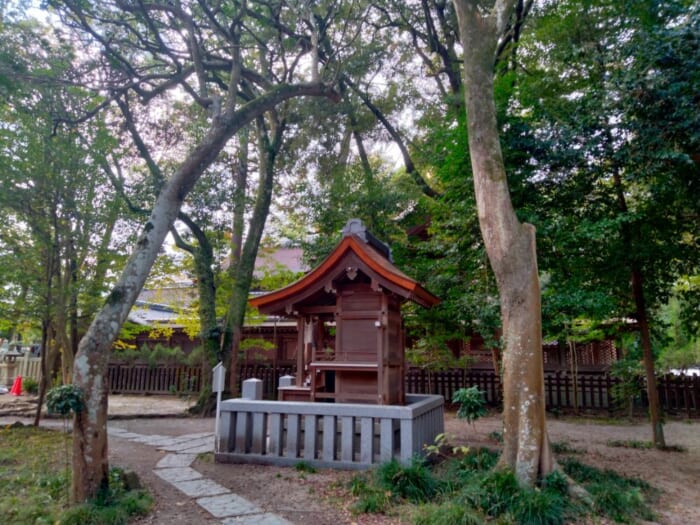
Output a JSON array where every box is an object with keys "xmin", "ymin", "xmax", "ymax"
[{"xmin": 106, "ymin": 363, "xmax": 699, "ymax": 417}]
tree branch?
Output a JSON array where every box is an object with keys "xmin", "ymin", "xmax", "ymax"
[{"xmin": 341, "ymin": 77, "xmax": 440, "ymax": 199}]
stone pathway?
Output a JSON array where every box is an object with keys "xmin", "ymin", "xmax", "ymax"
[{"xmin": 108, "ymin": 426, "xmax": 293, "ymax": 525}]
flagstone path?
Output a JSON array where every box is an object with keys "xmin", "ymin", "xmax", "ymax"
[{"xmin": 108, "ymin": 426, "xmax": 293, "ymax": 525}]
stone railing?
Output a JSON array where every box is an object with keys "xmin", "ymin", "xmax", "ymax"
[{"xmin": 215, "ymin": 391, "xmax": 444, "ymax": 470}]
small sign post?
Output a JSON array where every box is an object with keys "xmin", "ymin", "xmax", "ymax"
[{"xmin": 212, "ymin": 362, "xmax": 226, "ymax": 452}]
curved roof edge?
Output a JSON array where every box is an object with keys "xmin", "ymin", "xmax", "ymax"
[{"xmin": 249, "ymin": 235, "xmax": 440, "ymax": 311}]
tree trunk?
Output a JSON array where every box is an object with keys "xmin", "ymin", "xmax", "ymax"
[
  {"xmin": 72, "ymin": 83, "xmax": 338, "ymax": 502},
  {"xmin": 227, "ymin": 115, "xmax": 284, "ymax": 393},
  {"xmin": 193, "ymin": 241, "xmax": 218, "ymax": 413},
  {"xmin": 611, "ymin": 164, "xmax": 666, "ymax": 447},
  {"xmin": 569, "ymin": 340, "xmax": 580, "ymax": 416},
  {"xmin": 33, "ymin": 321, "xmax": 51, "ymax": 427},
  {"xmin": 170, "ymin": 213, "xmax": 218, "ymax": 414},
  {"xmin": 632, "ymin": 269, "xmax": 665, "ymax": 447},
  {"xmin": 454, "ymin": 0, "xmax": 553, "ymax": 486},
  {"xmin": 225, "ymin": 128, "xmax": 248, "ymax": 394}
]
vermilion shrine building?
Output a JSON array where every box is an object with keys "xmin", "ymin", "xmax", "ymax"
[
  {"xmin": 250, "ymin": 219, "xmax": 440, "ymax": 405},
  {"xmin": 215, "ymin": 220, "xmax": 445, "ymax": 469}
]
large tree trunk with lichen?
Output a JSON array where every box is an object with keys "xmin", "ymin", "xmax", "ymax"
[
  {"xmin": 71, "ymin": 84, "xmax": 337, "ymax": 503},
  {"xmin": 454, "ymin": 0, "xmax": 553, "ymax": 486}
]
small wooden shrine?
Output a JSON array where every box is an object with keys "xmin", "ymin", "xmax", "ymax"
[{"xmin": 250, "ymin": 219, "xmax": 440, "ymax": 405}]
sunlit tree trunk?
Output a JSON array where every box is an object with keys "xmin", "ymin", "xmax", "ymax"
[{"xmin": 453, "ymin": 0, "xmax": 554, "ymax": 486}]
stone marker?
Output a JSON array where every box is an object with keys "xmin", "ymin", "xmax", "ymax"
[{"xmin": 242, "ymin": 378, "xmax": 263, "ymax": 400}]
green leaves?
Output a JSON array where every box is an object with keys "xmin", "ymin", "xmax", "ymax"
[
  {"xmin": 506, "ymin": 0, "xmax": 700, "ymax": 342},
  {"xmin": 46, "ymin": 384, "xmax": 84, "ymax": 416},
  {"xmin": 452, "ymin": 386, "xmax": 487, "ymax": 423}
]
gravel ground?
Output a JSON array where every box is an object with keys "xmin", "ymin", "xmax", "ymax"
[{"xmin": 2, "ymin": 394, "xmax": 699, "ymax": 524}]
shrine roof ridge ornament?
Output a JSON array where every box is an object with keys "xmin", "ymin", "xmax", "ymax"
[{"xmin": 342, "ymin": 218, "xmax": 393, "ymax": 262}]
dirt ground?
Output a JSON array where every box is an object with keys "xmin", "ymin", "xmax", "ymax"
[{"xmin": 2, "ymin": 394, "xmax": 699, "ymax": 524}]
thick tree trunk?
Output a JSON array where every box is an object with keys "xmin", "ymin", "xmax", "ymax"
[
  {"xmin": 72, "ymin": 83, "xmax": 337, "ymax": 502},
  {"xmin": 454, "ymin": 0, "xmax": 553, "ymax": 486}
]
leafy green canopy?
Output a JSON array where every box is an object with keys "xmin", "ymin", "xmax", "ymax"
[{"xmin": 504, "ymin": 0, "xmax": 700, "ymax": 344}]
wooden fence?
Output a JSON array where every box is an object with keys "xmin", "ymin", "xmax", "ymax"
[
  {"xmin": 18, "ymin": 355, "xmax": 42, "ymax": 382},
  {"xmin": 104, "ymin": 363, "xmax": 700, "ymax": 418},
  {"xmin": 108, "ymin": 364, "xmax": 202, "ymax": 395},
  {"xmin": 239, "ymin": 363, "xmax": 295, "ymax": 399},
  {"xmin": 0, "ymin": 355, "xmax": 42, "ymax": 386}
]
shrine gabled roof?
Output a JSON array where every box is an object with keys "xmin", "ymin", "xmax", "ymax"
[{"xmin": 249, "ymin": 233, "xmax": 440, "ymax": 314}]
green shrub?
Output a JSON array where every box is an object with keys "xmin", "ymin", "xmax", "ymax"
[
  {"xmin": 452, "ymin": 386, "xmax": 488, "ymax": 423},
  {"xmin": 46, "ymin": 384, "xmax": 84, "ymax": 416},
  {"xmin": 348, "ymin": 473, "xmax": 391, "ymax": 514},
  {"xmin": 460, "ymin": 447, "xmax": 499, "ymax": 472},
  {"xmin": 348, "ymin": 474, "xmax": 370, "ymax": 496},
  {"xmin": 23, "ymin": 377, "xmax": 39, "ymax": 395},
  {"xmin": 376, "ymin": 458, "xmax": 441, "ymax": 503},
  {"xmin": 609, "ymin": 358, "xmax": 645, "ymax": 414},
  {"xmin": 59, "ymin": 505, "xmax": 100, "ymax": 525},
  {"xmin": 513, "ymin": 488, "xmax": 567, "ymax": 525},
  {"xmin": 59, "ymin": 487, "xmax": 151, "ymax": 525},
  {"xmin": 146, "ymin": 343, "xmax": 185, "ymax": 367},
  {"xmin": 541, "ymin": 470, "xmax": 569, "ymax": 497},
  {"xmin": 475, "ymin": 469, "xmax": 520, "ymax": 516},
  {"xmin": 348, "ymin": 445, "xmax": 654, "ymax": 525},
  {"xmin": 113, "ymin": 343, "xmax": 186, "ymax": 367},
  {"xmin": 115, "ymin": 489, "xmax": 153, "ymax": 517}
]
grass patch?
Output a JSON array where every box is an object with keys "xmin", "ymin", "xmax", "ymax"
[
  {"xmin": 659, "ymin": 444, "xmax": 687, "ymax": 452},
  {"xmin": 606, "ymin": 439, "xmax": 686, "ymax": 452},
  {"xmin": 294, "ymin": 460, "xmax": 317, "ymax": 474},
  {"xmin": 197, "ymin": 451, "xmax": 214, "ymax": 463},
  {"xmin": 561, "ymin": 457, "xmax": 656, "ymax": 522},
  {"xmin": 0, "ymin": 424, "xmax": 152, "ymax": 524},
  {"xmin": 413, "ymin": 501, "xmax": 483, "ymax": 525},
  {"xmin": 344, "ymin": 449, "xmax": 656, "ymax": 524},
  {"xmin": 551, "ymin": 441, "xmax": 585, "ymax": 454},
  {"xmin": 376, "ymin": 458, "xmax": 443, "ymax": 503},
  {"xmin": 606, "ymin": 439, "xmax": 653, "ymax": 449},
  {"xmin": 347, "ymin": 474, "xmax": 391, "ymax": 514}
]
